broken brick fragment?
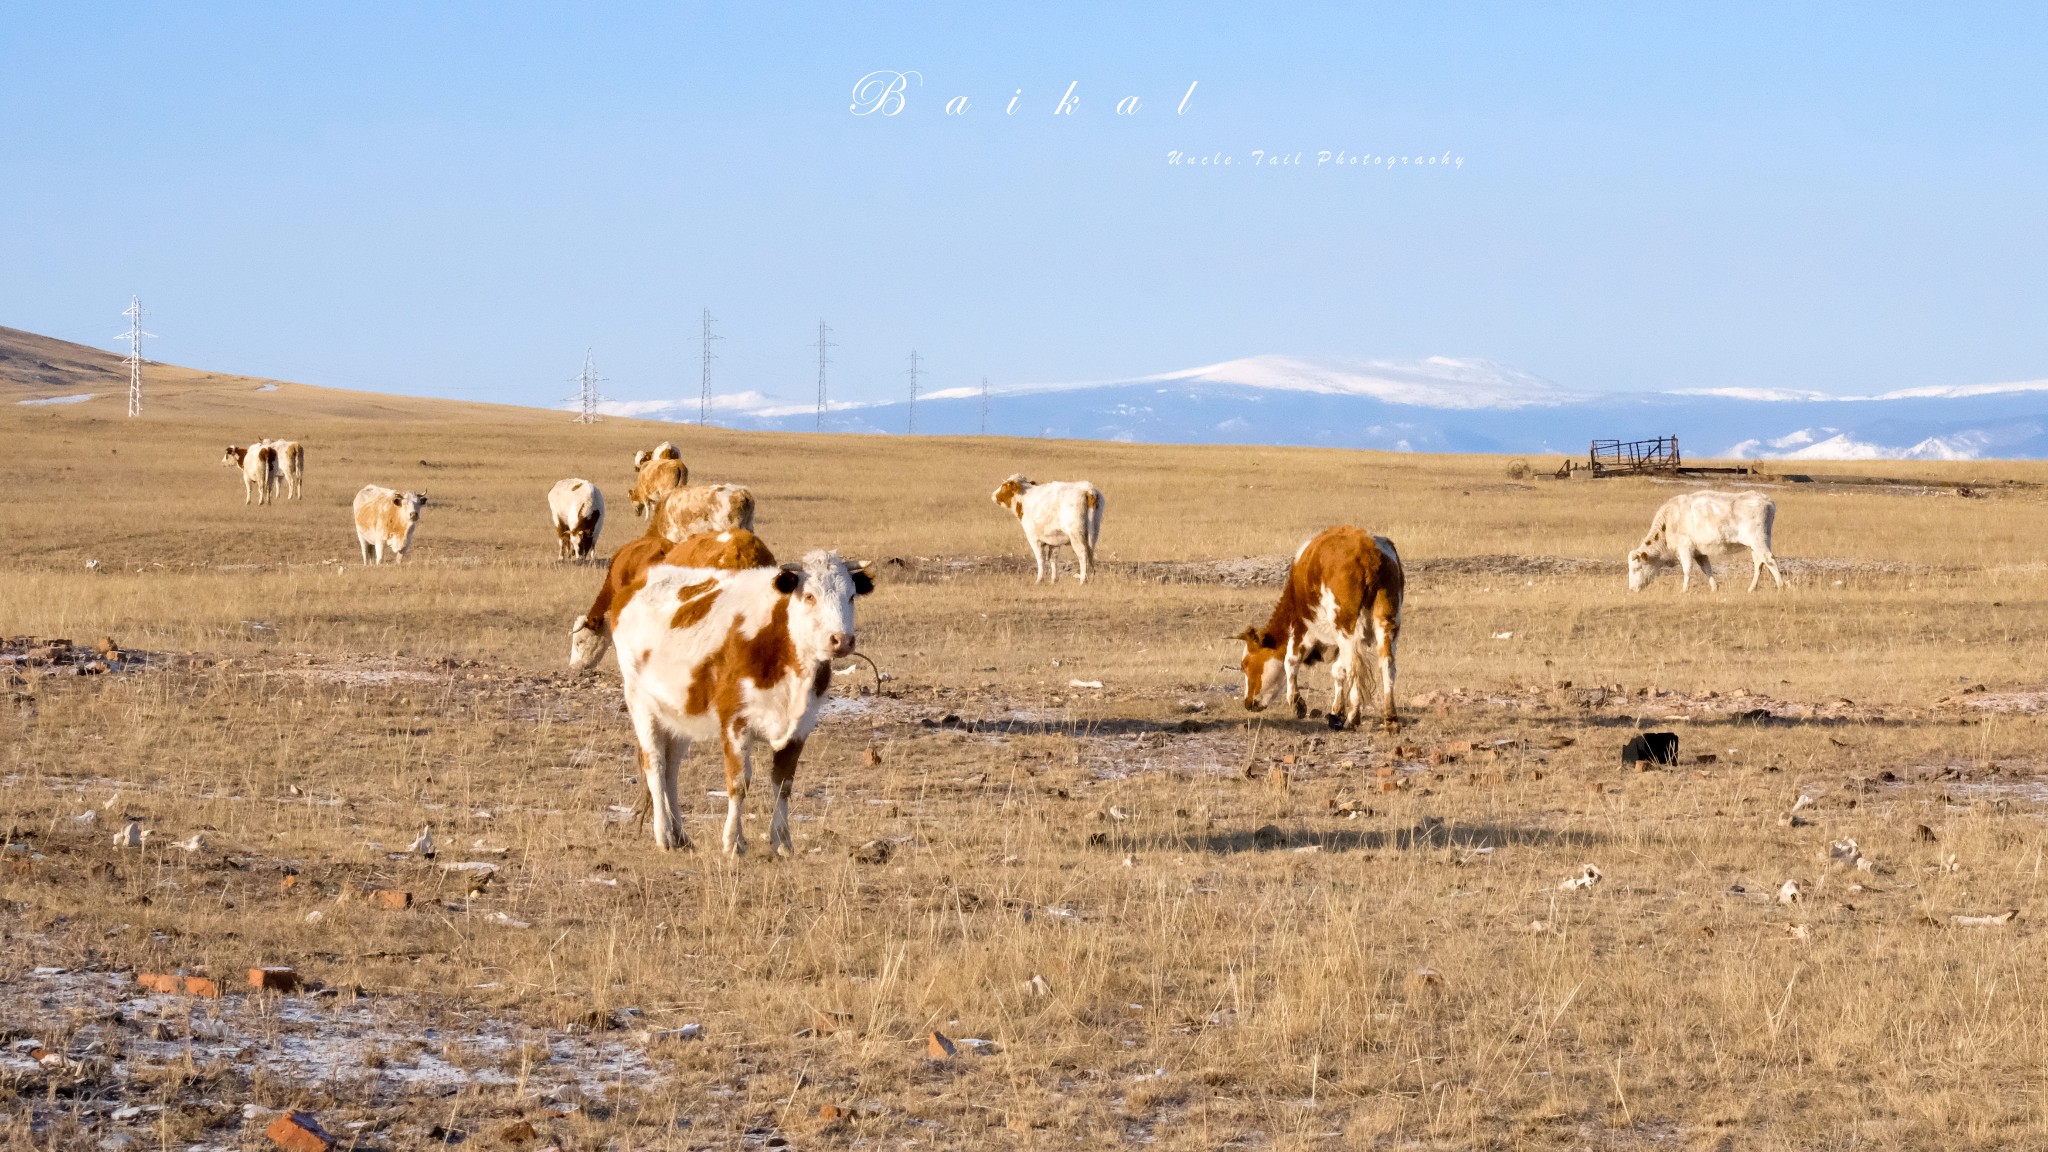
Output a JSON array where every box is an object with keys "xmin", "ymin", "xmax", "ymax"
[
  {"xmin": 265, "ymin": 1111, "xmax": 334, "ymax": 1152},
  {"xmin": 927, "ymin": 1030, "xmax": 958, "ymax": 1058}
]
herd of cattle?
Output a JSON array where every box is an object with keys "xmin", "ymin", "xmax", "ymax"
[{"xmin": 216, "ymin": 437, "xmax": 1784, "ymax": 855}]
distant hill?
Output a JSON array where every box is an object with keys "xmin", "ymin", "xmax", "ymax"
[
  {"xmin": 0, "ymin": 325, "xmax": 539, "ymax": 424},
  {"xmin": 599, "ymin": 354, "xmax": 2048, "ymax": 461}
]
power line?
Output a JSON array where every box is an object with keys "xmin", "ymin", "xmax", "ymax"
[
  {"xmin": 905, "ymin": 350, "xmax": 921, "ymax": 435},
  {"xmin": 569, "ymin": 347, "xmax": 607, "ymax": 423},
  {"xmin": 699, "ymin": 308, "xmax": 721, "ymax": 425},
  {"xmin": 116, "ymin": 297, "xmax": 154, "ymax": 417},
  {"xmin": 980, "ymin": 376, "xmax": 990, "ymax": 436},
  {"xmin": 813, "ymin": 321, "xmax": 836, "ymax": 431}
]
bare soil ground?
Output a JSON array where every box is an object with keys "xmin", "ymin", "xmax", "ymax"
[{"xmin": 7, "ymin": 352, "xmax": 2048, "ymax": 1149}]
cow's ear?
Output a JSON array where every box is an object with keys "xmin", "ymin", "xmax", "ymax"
[
  {"xmin": 773, "ymin": 568, "xmax": 802, "ymax": 595},
  {"xmin": 390, "ymin": 493, "xmax": 403, "ymax": 506},
  {"xmin": 850, "ymin": 567, "xmax": 875, "ymax": 596}
]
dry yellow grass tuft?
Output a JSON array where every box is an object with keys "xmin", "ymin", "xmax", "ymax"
[{"xmin": 5, "ymin": 360, "xmax": 2048, "ymax": 1147}]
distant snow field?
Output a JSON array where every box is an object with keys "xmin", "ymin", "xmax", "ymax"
[{"xmin": 17, "ymin": 393, "xmax": 95, "ymax": 406}]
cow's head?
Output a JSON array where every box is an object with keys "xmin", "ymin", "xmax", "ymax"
[
  {"xmin": 634, "ymin": 449, "xmax": 653, "ymax": 470},
  {"xmin": 394, "ymin": 491, "xmax": 428, "ymax": 525},
  {"xmin": 774, "ymin": 551, "xmax": 875, "ymax": 659},
  {"xmin": 221, "ymin": 446, "xmax": 246, "ymax": 466},
  {"xmin": 1626, "ymin": 547, "xmax": 1659, "ymax": 592},
  {"xmin": 1234, "ymin": 627, "xmax": 1286, "ymax": 712},
  {"xmin": 991, "ymin": 475, "xmax": 1032, "ymax": 517},
  {"xmin": 569, "ymin": 614, "xmax": 610, "ymax": 670}
]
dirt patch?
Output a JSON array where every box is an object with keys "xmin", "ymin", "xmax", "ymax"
[{"xmin": 1, "ymin": 967, "xmax": 659, "ymax": 1144}]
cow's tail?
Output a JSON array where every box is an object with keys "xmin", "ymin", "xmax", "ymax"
[
  {"xmin": 1084, "ymin": 487, "xmax": 1104, "ymax": 549},
  {"xmin": 1760, "ymin": 498, "xmax": 1776, "ymax": 551}
]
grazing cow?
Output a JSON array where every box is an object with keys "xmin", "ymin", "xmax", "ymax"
[
  {"xmin": 351, "ymin": 485, "xmax": 428, "ymax": 564},
  {"xmin": 570, "ymin": 528, "xmax": 777, "ymax": 670},
  {"xmin": 612, "ymin": 550, "xmax": 874, "ymax": 854},
  {"xmin": 991, "ymin": 475, "xmax": 1105, "ymax": 584},
  {"xmin": 633, "ymin": 441, "xmax": 682, "ymax": 471},
  {"xmin": 649, "ymin": 483, "xmax": 756, "ymax": 543},
  {"xmin": 547, "ymin": 478, "xmax": 605, "ymax": 560},
  {"xmin": 1628, "ymin": 490, "xmax": 1782, "ymax": 593},
  {"xmin": 221, "ymin": 444, "xmax": 280, "ymax": 505},
  {"xmin": 629, "ymin": 457, "xmax": 689, "ymax": 517},
  {"xmin": 262, "ymin": 440, "xmax": 305, "ymax": 500},
  {"xmin": 1235, "ymin": 526, "xmax": 1404, "ymax": 731}
]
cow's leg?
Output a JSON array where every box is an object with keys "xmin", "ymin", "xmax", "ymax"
[
  {"xmin": 1697, "ymin": 552, "xmax": 1718, "ymax": 592},
  {"xmin": 720, "ymin": 726, "xmax": 752, "ymax": 856},
  {"xmin": 1030, "ymin": 538, "xmax": 1046, "ymax": 584},
  {"xmin": 1325, "ymin": 651, "xmax": 1352, "ymax": 730},
  {"xmin": 767, "ymin": 738, "xmax": 804, "ymax": 858},
  {"xmin": 1751, "ymin": 545, "xmax": 1783, "ymax": 591},
  {"xmin": 358, "ymin": 537, "xmax": 372, "ymax": 564},
  {"xmin": 1043, "ymin": 543, "xmax": 1059, "ymax": 584},
  {"xmin": 1073, "ymin": 520, "xmax": 1094, "ymax": 584},
  {"xmin": 1375, "ymin": 601, "xmax": 1401, "ymax": 729},
  {"xmin": 1284, "ymin": 644, "xmax": 1307, "ymax": 720},
  {"xmin": 634, "ymin": 724, "xmax": 692, "ymax": 851}
]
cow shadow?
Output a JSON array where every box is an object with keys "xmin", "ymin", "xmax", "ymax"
[{"xmin": 1135, "ymin": 818, "xmax": 1600, "ymax": 856}]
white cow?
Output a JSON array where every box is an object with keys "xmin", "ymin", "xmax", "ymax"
[
  {"xmin": 221, "ymin": 444, "xmax": 280, "ymax": 505},
  {"xmin": 547, "ymin": 478, "xmax": 604, "ymax": 560},
  {"xmin": 1628, "ymin": 490, "xmax": 1782, "ymax": 592},
  {"xmin": 352, "ymin": 485, "xmax": 428, "ymax": 564},
  {"xmin": 612, "ymin": 551, "xmax": 874, "ymax": 855},
  {"xmin": 991, "ymin": 475, "xmax": 1105, "ymax": 584},
  {"xmin": 261, "ymin": 440, "xmax": 306, "ymax": 500}
]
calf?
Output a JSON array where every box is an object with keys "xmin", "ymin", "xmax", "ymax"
[
  {"xmin": 649, "ymin": 483, "xmax": 756, "ymax": 543},
  {"xmin": 221, "ymin": 444, "xmax": 280, "ymax": 505},
  {"xmin": 547, "ymin": 478, "xmax": 605, "ymax": 560},
  {"xmin": 1628, "ymin": 490, "xmax": 1781, "ymax": 592},
  {"xmin": 1235, "ymin": 525, "xmax": 1404, "ymax": 730},
  {"xmin": 352, "ymin": 485, "xmax": 428, "ymax": 564},
  {"xmin": 613, "ymin": 550, "xmax": 873, "ymax": 854},
  {"xmin": 991, "ymin": 475, "xmax": 1104, "ymax": 583},
  {"xmin": 570, "ymin": 529, "xmax": 777, "ymax": 670},
  {"xmin": 629, "ymin": 457, "xmax": 689, "ymax": 517}
]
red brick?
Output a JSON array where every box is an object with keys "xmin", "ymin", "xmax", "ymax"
[
  {"xmin": 249, "ymin": 967, "xmax": 302, "ymax": 993},
  {"xmin": 927, "ymin": 1030, "xmax": 957, "ymax": 1058},
  {"xmin": 818, "ymin": 1105, "xmax": 849, "ymax": 1121},
  {"xmin": 266, "ymin": 1111, "xmax": 334, "ymax": 1152},
  {"xmin": 136, "ymin": 972, "xmax": 182, "ymax": 994},
  {"xmin": 183, "ymin": 976, "xmax": 222, "ymax": 998}
]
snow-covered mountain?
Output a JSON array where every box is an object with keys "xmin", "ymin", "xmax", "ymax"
[{"xmin": 598, "ymin": 355, "xmax": 2048, "ymax": 461}]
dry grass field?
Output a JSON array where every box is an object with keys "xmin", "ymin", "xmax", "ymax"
[{"xmin": 7, "ymin": 330, "xmax": 2048, "ymax": 1149}]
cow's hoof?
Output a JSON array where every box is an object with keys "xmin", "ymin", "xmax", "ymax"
[
  {"xmin": 1292, "ymin": 700, "xmax": 1308, "ymax": 720},
  {"xmin": 1381, "ymin": 717, "xmax": 1402, "ymax": 733},
  {"xmin": 1327, "ymin": 712, "xmax": 1348, "ymax": 731}
]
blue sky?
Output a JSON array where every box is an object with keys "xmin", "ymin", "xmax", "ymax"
[{"xmin": 4, "ymin": 4, "xmax": 2046, "ymax": 410}]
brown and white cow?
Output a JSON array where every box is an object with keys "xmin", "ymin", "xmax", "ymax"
[
  {"xmin": 547, "ymin": 478, "xmax": 605, "ymax": 560},
  {"xmin": 991, "ymin": 475, "xmax": 1104, "ymax": 584},
  {"xmin": 569, "ymin": 528, "xmax": 777, "ymax": 670},
  {"xmin": 1235, "ymin": 525, "xmax": 1404, "ymax": 731},
  {"xmin": 612, "ymin": 549, "xmax": 874, "ymax": 854},
  {"xmin": 261, "ymin": 440, "xmax": 306, "ymax": 500},
  {"xmin": 633, "ymin": 441, "xmax": 682, "ymax": 471},
  {"xmin": 649, "ymin": 483, "xmax": 755, "ymax": 543},
  {"xmin": 629, "ymin": 456, "xmax": 689, "ymax": 517},
  {"xmin": 352, "ymin": 485, "xmax": 428, "ymax": 564},
  {"xmin": 221, "ymin": 444, "xmax": 280, "ymax": 505}
]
